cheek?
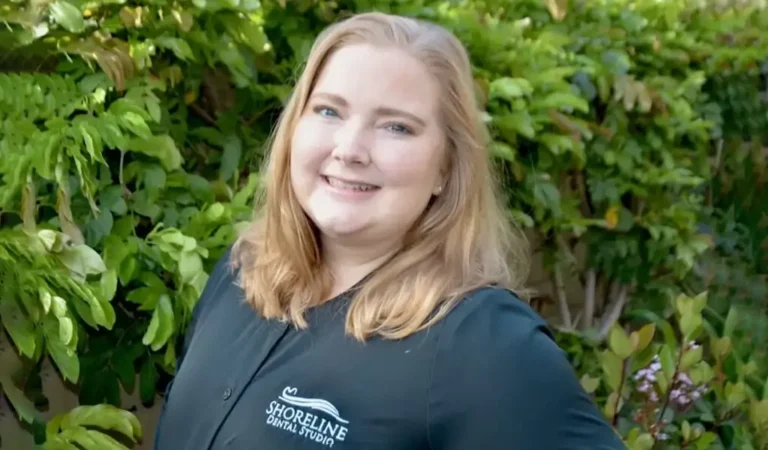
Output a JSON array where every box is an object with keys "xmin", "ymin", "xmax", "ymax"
[
  {"xmin": 376, "ymin": 142, "xmax": 443, "ymax": 187},
  {"xmin": 291, "ymin": 121, "xmax": 332, "ymax": 175}
]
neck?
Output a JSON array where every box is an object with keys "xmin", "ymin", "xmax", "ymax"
[{"xmin": 322, "ymin": 236, "xmax": 400, "ymax": 298}]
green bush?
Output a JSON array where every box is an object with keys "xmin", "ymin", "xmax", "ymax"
[{"xmin": 0, "ymin": 0, "xmax": 766, "ymax": 448}]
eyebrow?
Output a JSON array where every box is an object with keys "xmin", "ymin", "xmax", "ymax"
[{"xmin": 311, "ymin": 92, "xmax": 427, "ymax": 128}]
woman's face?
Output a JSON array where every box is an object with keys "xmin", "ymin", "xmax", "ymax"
[{"xmin": 290, "ymin": 44, "xmax": 446, "ymax": 248}]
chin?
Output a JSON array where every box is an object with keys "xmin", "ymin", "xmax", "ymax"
[{"xmin": 314, "ymin": 218, "xmax": 369, "ymax": 239}]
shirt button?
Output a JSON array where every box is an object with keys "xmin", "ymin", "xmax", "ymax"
[{"xmin": 223, "ymin": 388, "xmax": 232, "ymax": 400}]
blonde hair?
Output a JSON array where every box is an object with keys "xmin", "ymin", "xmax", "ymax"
[{"xmin": 231, "ymin": 11, "xmax": 529, "ymax": 341}]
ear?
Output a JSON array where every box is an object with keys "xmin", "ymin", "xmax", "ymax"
[
  {"xmin": 433, "ymin": 163, "xmax": 449, "ymax": 196},
  {"xmin": 433, "ymin": 171, "xmax": 448, "ymax": 196}
]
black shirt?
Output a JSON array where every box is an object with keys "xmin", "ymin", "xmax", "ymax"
[{"xmin": 154, "ymin": 247, "xmax": 626, "ymax": 449}]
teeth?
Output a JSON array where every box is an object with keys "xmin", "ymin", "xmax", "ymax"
[{"xmin": 326, "ymin": 177, "xmax": 377, "ymax": 192}]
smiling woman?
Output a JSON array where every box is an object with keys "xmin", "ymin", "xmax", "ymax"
[
  {"xmin": 153, "ymin": 11, "xmax": 627, "ymax": 450},
  {"xmin": 291, "ymin": 43, "xmax": 446, "ymax": 269}
]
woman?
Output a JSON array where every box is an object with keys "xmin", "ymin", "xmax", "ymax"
[{"xmin": 154, "ymin": 11, "xmax": 626, "ymax": 450}]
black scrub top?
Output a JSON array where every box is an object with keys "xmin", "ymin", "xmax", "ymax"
[{"xmin": 154, "ymin": 247, "xmax": 626, "ymax": 449}]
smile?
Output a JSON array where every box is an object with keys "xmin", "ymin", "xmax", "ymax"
[{"xmin": 322, "ymin": 176, "xmax": 380, "ymax": 192}]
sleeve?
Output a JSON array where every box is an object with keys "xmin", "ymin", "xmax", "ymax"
[
  {"xmin": 173, "ymin": 244, "xmax": 234, "ymax": 372},
  {"xmin": 154, "ymin": 245, "xmax": 234, "ymax": 448},
  {"xmin": 427, "ymin": 290, "xmax": 626, "ymax": 450}
]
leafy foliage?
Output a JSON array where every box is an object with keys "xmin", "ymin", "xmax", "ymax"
[{"xmin": 0, "ymin": 0, "xmax": 766, "ymax": 448}]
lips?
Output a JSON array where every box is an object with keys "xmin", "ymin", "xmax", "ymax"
[{"xmin": 322, "ymin": 175, "xmax": 380, "ymax": 192}]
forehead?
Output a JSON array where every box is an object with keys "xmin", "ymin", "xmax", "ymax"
[{"xmin": 311, "ymin": 44, "xmax": 440, "ymax": 120}]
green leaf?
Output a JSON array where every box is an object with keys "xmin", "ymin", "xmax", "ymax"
[
  {"xmin": 615, "ymin": 207, "xmax": 634, "ymax": 232},
  {"xmin": 131, "ymin": 190, "xmax": 163, "ymax": 220},
  {"xmin": 223, "ymin": 15, "xmax": 270, "ymax": 54},
  {"xmin": 49, "ymin": 0, "xmax": 85, "ymax": 33},
  {"xmin": 680, "ymin": 310, "xmax": 702, "ymax": 341},
  {"xmin": 532, "ymin": 91, "xmax": 589, "ymax": 113},
  {"xmin": 51, "ymin": 296, "xmax": 67, "ymax": 318},
  {"xmin": 725, "ymin": 381, "xmax": 747, "ymax": 407},
  {"xmin": 763, "ymin": 375, "xmax": 768, "ymax": 400},
  {"xmin": 143, "ymin": 165, "xmax": 167, "ymax": 191},
  {"xmin": 695, "ymin": 432, "xmax": 718, "ymax": 450},
  {"xmin": 84, "ymin": 292, "xmax": 110, "ymax": 328},
  {"xmin": 603, "ymin": 391, "xmax": 621, "ymax": 420},
  {"xmin": 145, "ymin": 96, "xmax": 162, "ymax": 123},
  {"xmin": 220, "ymin": 135, "xmax": 242, "ymax": 182},
  {"xmin": 0, "ymin": 375, "xmax": 40, "ymax": 424},
  {"xmin": 126, "ymin": 287, "xmax": 162, "ymax": 311},
  {"xmin": 609, "ymin": 325, "xmax": 634, "ymax": 359},
  {"xmin": 711, "ymin": 336, "xmax": 731, "ymax": 359},
  {"xmin": 112, "ymin": 350, "xmax": 137, "ymax": 393},
  {"xmin": 126, "ymin": 135, "xmax": 182, "ymax": 171},
  {"xmin": 495, "ymin": 112, "xmax": 536, "ymax": 139},
  {"xmin": 60, "ymin": 404, "xmax": 142, "ymax": 442},
  {"xmin": 599, "ymin": 350, "xmax": 623, "ymax": 390},
  {"xmin": 142, "ymin": 306, "xmax": 160, "ymax": 346},
  {"xmin": 121, "ymin": 112, "xmax": 152, "ymax": 139},
  {"xmin": 101, "ymin": 269, "xmax": 118, "ymax": 301},
  {"xmin": 139, "ymin": 357, "xmax": 157, "ymax": 404},
  {"xmin": 100, "ymin": 186, "xmax": 128, "ymax": 216},
  {"xmin": 41, "ymin": 435, "xmax": 76, "ymax": 450},
  {"xmin": 602, "ymin": 50, "xmax": 631, "ymax": 75},
  {"xmin": 45, "ymin": 318, "xmax": 80, "ymax": 383},
  {"xmin": 681, "ymin": 420, "xmax": 691, "ymax": 441},
  {"xmin": 689, "ymin": 361, "xmax": 715, "ymax": 386},
  {"xmin": 155, "ymin": 36, "xmax": 196, "ymax": 61},
  {"xmin": 490, "ymin": 140, "xmax": 517, "ymax": 162},
  {"xmin": 58, "ymin": 317, "xmax": 74, "ymax": 346},
  {"xmin": 489, "ymin": 77, "xmax": 534, "ymax": 100},
  {"xmin": 179, "ymin": 251, "xmax": 203, "ymax": 285},
  {"xmin": 633, "ymin": 433, "xmax": 654, "ymax": 450},
  {"xmin": 147, "ymin": 295, "xmax": 174, "ymax": 351},
  {"xmin": 0, "ymin": 296, "xmax": 37, "ymax": 358},
  {"xmin": 580, "ymin": 374, "xmax": 600, "ymax": 394},
  {"xmin": 634, "ymin": 323, "xmax": 655, "ymax": 353},
  {"xmin": 56, "ymin": 244, "xmax": 107, "ymax": 279},
  {"xmin": 659, "ymin": 345, "xmax": 676, "ymax": 381},
  {"xmin": 681, "ymin": 345, "xmax": 703, "ymax": 371},
  {"xmin": 119, "ymin": 257, "xmax": 138, "ymax": 286},
  {"xmin": 62, "ymin": 426, "xmax": 130, "ymax": 450},
  {"xmin": 39, "ymin": 288, "xmax": 52, "ymax": 315},
  {"xmin": 531, "ymin": 179, "xmax": 561, "ymax": 216},
  {"xmin": 723, "ymin": 306, "xmax": 738, "ymax": 337}
]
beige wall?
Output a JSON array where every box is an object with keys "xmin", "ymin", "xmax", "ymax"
[
  {"xmin": 1, "ymin": 232, "xmax": 585, "ymax": 449},
  {"xmin": 0, "ymin": 352, "xmax": 162, "ymax": 450}
]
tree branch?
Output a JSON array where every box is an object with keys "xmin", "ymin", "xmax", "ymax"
[
  {"xmin": 553, "ymin": 260, "xmax": 573, "ymax": 329},
  {"xmin": 189, "ymin": 103, "xmax": 218, "ymax": 127},
  {"xmin": 598, "ymin": 284, "xmax": 629, "ymax": 340},
  {"xmin": 582, "ymin": 268, "xmax": 597, "ymax": 329}
]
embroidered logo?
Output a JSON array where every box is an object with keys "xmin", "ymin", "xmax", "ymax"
[{"xmin": 266, "ymin": 386, "xmax": 350, "ymax": 447}]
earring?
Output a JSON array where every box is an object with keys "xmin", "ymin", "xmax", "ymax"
[{"xmin": 435, "ymin": 185, "xmax": 443, "ymax": 195}]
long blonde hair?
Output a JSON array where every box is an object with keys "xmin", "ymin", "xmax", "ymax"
[{"xmin": 231, "ymin": 12, "xmax": 529, "ymax": 341}]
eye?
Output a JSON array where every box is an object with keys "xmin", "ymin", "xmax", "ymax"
[
  {"xmin": 313, "ymin": 105, "xmax": 339, "ymax": 118},
  {"xmin": 385, "ymin": 123, "xmax": 412, "ymax": 135}
]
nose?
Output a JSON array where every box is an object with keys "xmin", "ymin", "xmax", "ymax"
[{"xmin": 332, "ymin": 119, "xmax": 371, "ymax": 166}]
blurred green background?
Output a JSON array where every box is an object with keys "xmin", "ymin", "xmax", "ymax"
[{"xmin": 0, "ymin": 0, "xmax": 766, "ymax": 448}]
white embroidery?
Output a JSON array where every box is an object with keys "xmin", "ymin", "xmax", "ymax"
[{"xmin": 266, "ymin": 386, "xmax": 350, "ymax": 447}]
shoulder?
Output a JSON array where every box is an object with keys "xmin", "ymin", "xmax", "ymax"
[
  {"xmin": 190, "ymin": 244, "xmax": 239, "ymax": 322},
  {"xmin": 433, "ymin": 285, "xmax": 569, "ymax": 394},
  {"xmin": 427, "ymin": 287, "xmax": 625, "ymax": 449},
  {"xmin": 437, "ymin": 286, "xmax": 551, "ymax": 347},
  {"xmin": 433, "ymin": 286, "xmax": 560, "ymax": 383}
]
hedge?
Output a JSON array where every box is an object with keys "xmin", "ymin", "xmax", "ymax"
[{"xmin": 0, "ymin": 0, "xmax": 767, "ymax": 448}]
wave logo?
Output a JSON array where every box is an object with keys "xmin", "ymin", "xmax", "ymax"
[{"xmin": 266, "ymin": 386, "xmax": 350, "ymax": 447}]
